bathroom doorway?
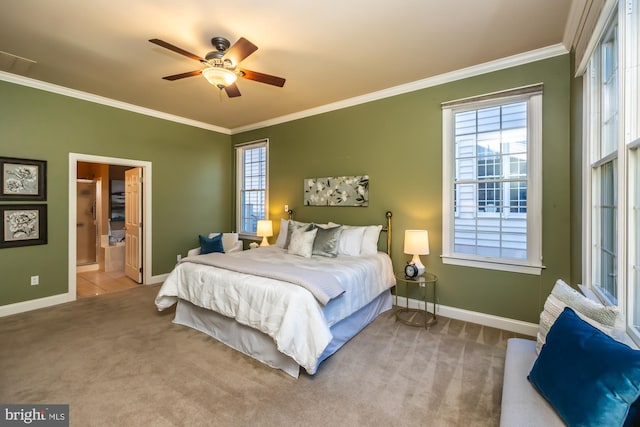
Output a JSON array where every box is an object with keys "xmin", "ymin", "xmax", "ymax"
[{"xmin": 70, "ymin": 154, "xmax": 151, "ymax": 300}]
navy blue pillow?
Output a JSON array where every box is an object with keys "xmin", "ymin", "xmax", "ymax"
[
  {"xmin": 528, "ymin": 307, "xmax": 640, "ymax": 427},
  {"xmin": 199, "ymin": 234, "xmax": 224, "ymax": 254}
]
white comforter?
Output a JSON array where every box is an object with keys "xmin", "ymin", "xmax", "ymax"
[{"xmin": 155, "ymin": 246, "xmax": 395, "ymax": 374}]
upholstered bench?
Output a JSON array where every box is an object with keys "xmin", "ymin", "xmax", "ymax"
[
  {"xmin": 500, "ymin": 338, "xmax": 564, "ymax": 427},
  {"xmin": 500, "ymin": 279, "xmax": 640, "ymax": 427}
]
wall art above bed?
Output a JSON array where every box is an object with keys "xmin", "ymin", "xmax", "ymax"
[{"xmin": 304, "ymin": 175, "xmax": 369, "ymax": 207}]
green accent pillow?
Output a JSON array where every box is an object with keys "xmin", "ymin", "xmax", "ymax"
[
  {"xmin": 199, "ymin": 233, "xmax": 224, "ymax": 254},
  {"xmin": 528, "ymin": 307, "xmax": 640, "ymax": 427},
  {"xmin": 312, "ymin": 225, "xmax": 342, "ymax": 257}
]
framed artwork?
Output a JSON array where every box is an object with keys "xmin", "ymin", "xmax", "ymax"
[
  {"xmin": 110, "ymin": 179, "xmax": 125, "ymax": 221},
  {"xmin": 0, "ymin": 204, "xmax": 48, "ymax": 248},
  {"xmin": 0, "ymin": 157, "xmax": 47, "ymax": 201},
  {"xmin": 304, "ymin": 175, "xmax": 369, "ymax": 206}
]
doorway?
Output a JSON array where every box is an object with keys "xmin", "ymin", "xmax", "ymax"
[{"xmin": 68, "ymin": 153, "xmax": 152, "ymax": 300}]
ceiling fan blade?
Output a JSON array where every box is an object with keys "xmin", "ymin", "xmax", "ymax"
[
  {"xmin": 223, "ymin": 37, "xmax": 258, "ymax": 66},
  {"xmin": 161, "ymin": 70, "xmax": 203, "ymax": 81},
  {"xmin": 224, "ymin": 83, "xmax": 242, "ymax": 98},
  {"xmin": 149, "ymin": 39, "xmax": 205, "ymax": 63},
  {"xmin": 239, "ymin": 69, "xmax": 286, "ymax": 87}
]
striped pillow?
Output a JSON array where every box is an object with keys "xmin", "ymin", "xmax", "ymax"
[{"xmin": 536, "ymin": 279, "xmax": 620, "ymax": 354}]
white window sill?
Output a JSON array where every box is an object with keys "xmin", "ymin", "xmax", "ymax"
[{"xmin": 441, "ymin": 255, "xmax": 544, "ymax": 275}]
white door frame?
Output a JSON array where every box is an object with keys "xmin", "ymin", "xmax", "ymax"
[{"xmin": 69, "ymin": 153, "xmax": 153, "ymax": 298}]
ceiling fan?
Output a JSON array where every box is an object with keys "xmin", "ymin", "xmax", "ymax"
[{"xmin": 149, "ymin": 36, "xmax": 286, "ymax": 98}]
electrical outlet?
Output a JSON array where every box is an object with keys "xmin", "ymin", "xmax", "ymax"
[
  {"xmin": 30, "ymin": 275, "xmax": 39, "ymax": 286},
  {"xmin": 176, "ymin": 254, "xmax": 182, "ymax": 262}
]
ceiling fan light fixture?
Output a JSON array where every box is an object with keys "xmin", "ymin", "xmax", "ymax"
[{"xmin": 201, "ymin": 67, "xmax": 237, "ymax": 88}]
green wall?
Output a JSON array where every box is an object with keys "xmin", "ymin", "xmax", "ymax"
[
  {"xmin": 1, "ymin": 53, "xmax": 575, "ymax": 324},
  {"xmin": 0, "ymin": 81, "xmax": 232, "ymax": 306},
  {"xmin": 233, "ymin": 54, "xmax": 572, "ymax": 324}
]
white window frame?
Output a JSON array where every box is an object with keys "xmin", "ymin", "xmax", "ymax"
[
  {"xmin": 629, "ymin": 140, "xmax": 640, "ymax": 343},
  {"xmin": 582, "ymin": 4, "xmax": 624, "ymax": 307},
  {"xmin": 625, "ymin": 0, "xmax": 640, "ymax": 343},
  {"xmin": 235, "ymin": 138, "xmax": 269, "ymax": 238},
  {"xmin": 580, "ymin": 0, "xmax": 640, "ymax": 346},
  {"xmin": 442, "ymin": 84, "xmax": 543, "ymax": 275}
]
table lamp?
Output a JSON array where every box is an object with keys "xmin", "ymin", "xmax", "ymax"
[
  {"xmin": 404, "ymin": 230, "xmax": 430, "ymax": 275},
  {"xmin": 257, "ymin": 220, "xmax": 273, "ymax": 246}
]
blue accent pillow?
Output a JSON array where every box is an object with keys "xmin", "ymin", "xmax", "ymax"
[
  {"xmin": 199, "ymin": 234, "xmax": 224, "ymax": 254},
  {"xmin": 528, "ymin": 307, "xmax": 640, "ymax": 427}
]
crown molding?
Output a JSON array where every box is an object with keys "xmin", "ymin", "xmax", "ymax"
[
  {"xmin": 0, "ymin": 43, "xmax": 569, "ymax": 137},
  {"xmin": 563, "ymin": 0, "xmax": 589, "ymax": 50},
  {"xmin": 230, "ymin": 43, "xmax": 569, "ymax": 134},
  {"xmin": 0, "ymin": 71, "xmax": 231, "ymax": 135}
]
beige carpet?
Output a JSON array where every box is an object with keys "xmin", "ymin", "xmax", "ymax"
[{"xmin": 0, "ymin": 285, "xmax": 520, "ymax": 426}]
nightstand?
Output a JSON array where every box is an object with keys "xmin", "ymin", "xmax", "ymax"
[{"xmin": 394, "ymin": 271, "xmax": 438, "ymax": 328}]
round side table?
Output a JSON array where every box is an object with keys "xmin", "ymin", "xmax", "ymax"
[{"xmin": 394, "ymin": 271, "xmax": 438, "ymax": 328}]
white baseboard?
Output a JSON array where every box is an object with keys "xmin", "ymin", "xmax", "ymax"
[
  {"xmin": 1, "ymin": 273, "xmax": 168, "ymax": 317},
  {"xmin": 0, "ymin": 293, "xmax": 75, "ymax": 317},
  {"xmin": 395, "ymin": 295, "xmax": 538, "ymax": 337},
  {"xmin": 1, "ymin": 281, "xmax": 538, "ymax": 337},
  {"xmin": 149, "ymin": 273, "xmax": 168, "ymax": 285}
]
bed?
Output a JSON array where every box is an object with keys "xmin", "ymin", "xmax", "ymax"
[{"xmin": 155, "ymin": 212, "xmax": 396, "ymax": 378}]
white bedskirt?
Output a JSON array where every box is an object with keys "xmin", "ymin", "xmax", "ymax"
[{"xmin": 173, "ymin": 290, "xmax": 392, "ymax": 378}]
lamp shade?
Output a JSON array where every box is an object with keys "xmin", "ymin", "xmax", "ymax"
[
  {"xmin": 257, "ymin": 220, "xmax": 273, "ymax": 247},
  {"xmin": 202, "ymin": 67, "xmax": 237, "ymax": 88},
  {"xmin": 257, "ymin": 220, "xmax": 273, "ymax": 237},
  {"xmin": 404, "ymin": 230, "xmax": 430, "ymax": 255}
]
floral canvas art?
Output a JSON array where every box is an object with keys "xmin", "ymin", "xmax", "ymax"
[{"xmin": 304, "ymin": 175, "xmax": 369, "ymax": 206}]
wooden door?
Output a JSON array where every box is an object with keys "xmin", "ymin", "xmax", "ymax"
[{"xmin": 124, "ymin": 167, "xmax": 142, "ymax": 283}]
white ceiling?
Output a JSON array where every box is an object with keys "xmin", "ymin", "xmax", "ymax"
[{"xmin": 0, "ymin": 0, "xmax": 575, "ymax": 132}]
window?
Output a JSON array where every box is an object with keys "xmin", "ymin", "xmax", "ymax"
[
  {"xmin": 236, "ymin": 139, "xmax": 268, "ymax": 236},
  {"xmin": 442, "ymin": 85, "xmax": 543, "ymax": 274},
  {"xmin": 581, "ymin": 0, "xmax": 640, "ymax": 345},
  {"xmin": 585, "ymin": 11, "xmax": 619, "ymax": 306}
]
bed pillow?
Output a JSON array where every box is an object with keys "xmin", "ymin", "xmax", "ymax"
[
  {"xmin": 536, "ymin": 279, "xmax": 620, "ymax": 354},
  {"xmin": 337, "ymin": 226, "xmax": 365, "ymax": 256},
  {"xmin": 275, "ymin": 218, "xmax": 289, "ymax": 248},
  {"xmin": 312, "ymin": 225, "xmax": 342, "ymax": 257},
  {"xmin": 199, "ymin": 233, "xmax": 224, "ymax": 254},
  {"xmin": 288, "ymin": 227, "xmax": 318, "ymax": 258},
  {"xmin": 284, "ymin": 221, "xmax": 312, "ymax": 249},
  {"xmin": 329, "ymin": 222, "xmax": 382, "ymax": 255},
  {"xmin": 360, "ymin": 225, "xmax": 382, "ymax": 255},
  {"xmin": 528, "ymin": 307, "xmax": 640, "ymax": 427}
]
